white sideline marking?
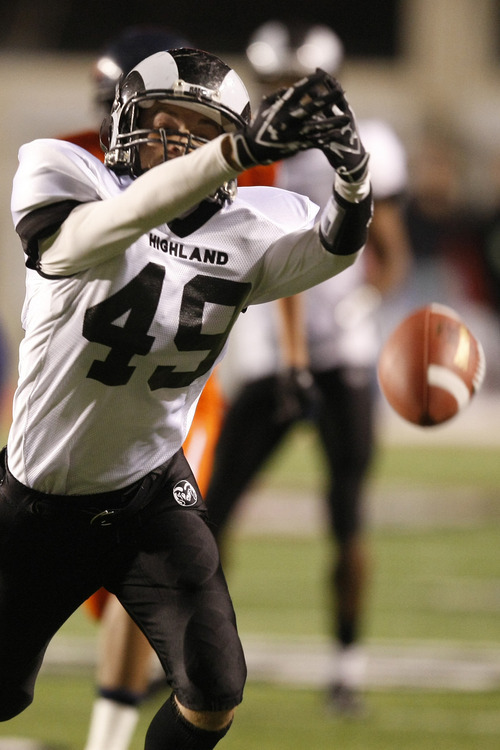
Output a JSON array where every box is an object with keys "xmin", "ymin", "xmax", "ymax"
[
  {"xmin": 41, "ymin": 635, "xmax": 500, "ymax": 691},
  {"xmin": 241, "ymin": 636, "xmax": 500, "ymax": 691}
]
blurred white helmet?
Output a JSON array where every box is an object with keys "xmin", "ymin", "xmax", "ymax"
[{"xmin": 246, "ymin": 20, "xmax": 344, "ymax": 81}]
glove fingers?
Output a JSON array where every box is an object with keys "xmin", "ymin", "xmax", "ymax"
[
  {"xmin": 280, "ymin": 70, "xmax": 344, "ymax": 112},
  {"xmin": 300, "ymin": 119, "xmax": 355, "ymax": 145},
  {"xmin": 302, "ymin": 113, "xmax": 351, "ymax": 130},
  {"xmin": 254, "ymin": 87, "xmax": 288, "ymax": 112},
  {"xmin": 299, "ymin": 70, "xmax": 349, "ymax": 108},
  {"xmin": 256, "ymin": 70, "xmax": 349, "ymax": 138},
  {"xmin": 293, "ymin": 95, "xmax": 353, "ymax": 132}
]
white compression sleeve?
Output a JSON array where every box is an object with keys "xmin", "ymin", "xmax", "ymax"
[
  {"xmin": 39, "ymin": 135, "xmax": 240, "ymax": 275},
  {"xmin": 334, "ymin": 171, "xmax": 371, "ymax": 203}
]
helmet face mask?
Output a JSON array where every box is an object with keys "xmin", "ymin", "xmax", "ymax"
[{"xmin": 102, "ymin": 48, "xmax": 251, "ymax": 203}]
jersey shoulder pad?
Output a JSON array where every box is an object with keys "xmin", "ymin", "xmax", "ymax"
[
  {"xmin": 236, "ymin": 185, "xmax": 319, "ymax": 232},
  {"xmin": 11, "ymin": 138, "xmax": 112, "ymax": 227},
  {"xmin": 60, "ymin": 129, "xmax": 104, "ymax": 162}
]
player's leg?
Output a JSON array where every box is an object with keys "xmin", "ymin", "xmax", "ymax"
[
  {"xmin": 205, "ymin": 375, "xmax": 293, "ymax": 547},
  {"xmin": 84, "ymin": 375, "xmax": 226, "ymax": 750},
  {"xmin": 313, "ymin": 366, "xmax": 375, "ymax": 713},
  {"xmin": 144, "ymin": 693, "xmax": 234, "ymax": 750},
  {"xmin": 118, "ymin": 517, "xmax": 244, "ymax": 749},
  {"xmin": 106, "ymin": 451, "xmax": 246, "ymax": 750},
  {"xmin": 84, "ymin": 374, "xmax": 226, "ymax": 750},
  {"xmin": 0, "ymin": 457, "xmax": 104, "ymax": 720},
  {"xmin": 84, "ymin": 595, "xmax": 155, "ymax": 750}
]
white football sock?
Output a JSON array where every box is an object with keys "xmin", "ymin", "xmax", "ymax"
[
  {"xmin": 334, "ymin": 644, "xmax": 367, "ymax": 689},
  {"xmin": 83, "ymin": 697, "xmax": 139, "ymax": 750}
]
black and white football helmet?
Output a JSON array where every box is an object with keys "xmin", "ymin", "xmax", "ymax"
[{"xmin": 101, "ymin": 48, "xmax": 251, "ymax": 202}]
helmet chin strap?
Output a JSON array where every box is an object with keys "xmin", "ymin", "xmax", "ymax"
[{"xmin": 207, "ymin": 178, "xmax": 236, "ymax": 206}]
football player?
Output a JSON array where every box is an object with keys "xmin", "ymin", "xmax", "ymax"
[
  {"xmin": 206, "ymin": 20, "xmax": 411, "ymax": 716},
  {"xmin": 0, "ymin": 47, "xmax": 372, "ymax": 750}
]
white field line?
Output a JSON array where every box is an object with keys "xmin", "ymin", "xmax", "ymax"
[{"xmin": 42, "ymin": 634, "xmax": 500, "ymax": 691}]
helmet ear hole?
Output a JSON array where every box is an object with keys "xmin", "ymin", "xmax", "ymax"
[{"xmin": 99, "ymin": 115, "xmax": 112, "ymax": 152}]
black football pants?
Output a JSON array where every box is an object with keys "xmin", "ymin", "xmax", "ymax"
[{"xmin": 0, "ymin": 448, "xmax": 246, "ymax": 722}]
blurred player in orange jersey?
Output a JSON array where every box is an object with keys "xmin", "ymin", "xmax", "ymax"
[{"xmin": 62, "ymin": 26, "xmax": 226, "ymax": 750}]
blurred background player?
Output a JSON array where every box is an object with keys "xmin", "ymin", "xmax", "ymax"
[
  {"xmin": 62, "ymin": 26, "xmax": 225, "ymax": 750},
  {"xmin": 205, "ymin": 19, "xmax": 411, "ymax": 715}
]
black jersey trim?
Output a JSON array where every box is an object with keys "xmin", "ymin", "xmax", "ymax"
[
  {"xmin": 167, "ymin": 200, "xmax": 222, "ymax": 237},
  {"xmin": 16, "ymin": 199, "xmax": 83, "ymax": 269}
]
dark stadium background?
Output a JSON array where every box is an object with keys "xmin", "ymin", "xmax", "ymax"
[{"xmin": 0, "ymin": 0, "xmax": 401, "ymax": 57}]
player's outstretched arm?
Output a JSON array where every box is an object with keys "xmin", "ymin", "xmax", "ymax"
[{"xmin": 34, "ymin": 137, "xmax": 242, "ymax": 275}]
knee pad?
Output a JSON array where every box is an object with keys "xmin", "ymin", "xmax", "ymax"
[{"xmin": 183, "ymin": 606, "xmax": 247, "ymax": 702}]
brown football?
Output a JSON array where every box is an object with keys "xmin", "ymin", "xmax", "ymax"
[{"xmin": 377, "ymin": 304, "xmax": 486, "ymax": 426}]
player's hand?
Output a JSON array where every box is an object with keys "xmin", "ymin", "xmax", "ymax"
[
  {"xmin": 273, "ymin": 367, "xmax": 320, "ymax": 424},
  {"xmin": 300, "ymin": 70, "xmax": 369, "ymax": 182},
  {"xmin": 228, "ymin": 72, "xmax": 356, "ymax": 169}
]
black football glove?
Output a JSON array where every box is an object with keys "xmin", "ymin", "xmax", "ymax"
[
  {"xmin": 230, "ymin": 72, "xmax": 352, "ymax": 169},
  {"xmin": 299, "ymin": 69, "xmax": 369, "ymax": 182},
  {"xmin": 273, "ymin": 367, "xmax": 320, "ymax": 425}
]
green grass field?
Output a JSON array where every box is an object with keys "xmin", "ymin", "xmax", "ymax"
[
  {"xmin": 255, "ymin": 422, "xmax": 500, "ymax": 493},
  {"xmin": 3, "ymin": 675, "xmax": 500, "ymax": 750},
  {"xmin": 226, "ymin": 527, "xmax": 500, "ymax": 644},
  {"xmin": 1, "ymin": 427, "xmax": 499, "ymax": 749}
]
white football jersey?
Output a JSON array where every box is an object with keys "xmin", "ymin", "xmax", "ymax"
[{"xmin": 8, "ymin": 139, "xmax": 359, "ymax": 494}]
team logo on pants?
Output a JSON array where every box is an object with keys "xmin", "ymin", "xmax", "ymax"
[{"xmin": 173, "ymin": 479, "xmax": 198, "ymax": 507}]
